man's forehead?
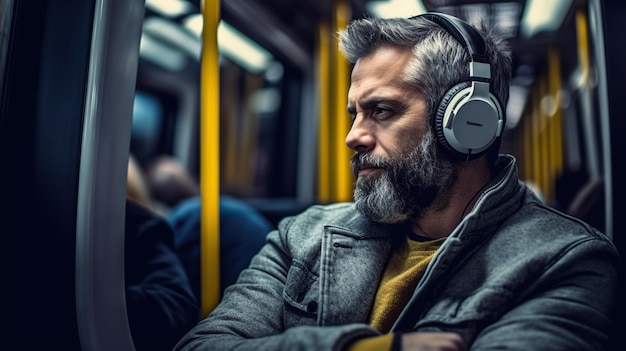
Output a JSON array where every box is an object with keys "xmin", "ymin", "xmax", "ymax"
[{"xmin": 352, "ymin": 47, "xmax": 418, "ymax": 84}]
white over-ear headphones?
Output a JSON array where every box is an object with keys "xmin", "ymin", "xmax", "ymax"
[{"xmin": 414, "ymin": 13, "xmax": 505, "ymax": 160}]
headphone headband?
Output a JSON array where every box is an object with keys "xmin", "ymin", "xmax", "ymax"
[{"xmin": 415, "ymin": 13, "xmax": 488, "ymax": 63}]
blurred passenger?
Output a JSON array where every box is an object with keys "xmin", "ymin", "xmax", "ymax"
[
  {"xmin": 124, "ymin": 198, "xmax": 199, "ymax": 351},
  {"xmin": 127, "ymin": 153, "xmax": 153, "ymax": 209},
  {"xmin": 129, "ymin": 153, "xmax": 273, "ymax": 302},
  {"xmin": 145, "ymin": 155, "xmax": 200, "ymax": 212},
  {"xmin": 168, "ymin": 195, "xmax": 273, "ymax": 301}
]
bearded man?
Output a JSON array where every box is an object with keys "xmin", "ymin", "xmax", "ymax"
[{"xmin": 173, "ymin": 13, "xmax": 618, "ymax": 351}]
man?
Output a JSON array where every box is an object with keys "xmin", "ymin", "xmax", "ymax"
[{"xmin": 173, "ymin": 14, "xmax": 619, "ymax": 350}]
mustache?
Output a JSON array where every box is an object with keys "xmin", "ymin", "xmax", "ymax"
[{"xmin": 351, "ymin": 152, "xmax": 394, "ymax": 177}]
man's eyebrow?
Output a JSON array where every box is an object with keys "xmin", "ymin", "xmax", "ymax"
[{"xmin": 347, "ymin": 97, "xmax": 397, "ymax": 113}]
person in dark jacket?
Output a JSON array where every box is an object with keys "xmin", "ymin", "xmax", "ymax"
[
  {"xmin": 125, "ymin": 199, "xmax": 199, "ymax": 351},
  {"xmin": 167, "ymin": 195, "xmax": 273, "ymax": 302}
]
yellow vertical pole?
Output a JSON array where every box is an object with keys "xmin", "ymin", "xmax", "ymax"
[
  {"xmin": 317, "ymin": 22, "xmax": 331, "ymax": 203},
  {"xmin": 333, "ymin": 0, "xmax": 353, "ymax": 202},
  {"xmin": 539, "ymin": 74, "xmax": 549, "ymax": 195},
  {"xmin": 576, "ymin": 10, "xmax": 590, "ymax": 81},
  {"xmin": 522, "ymin": 108, "xmax": 532, "ymax": 181},
  {"xmin": 200, "ymin": 0, "xmax": 220, "ymax": 317},
  {"xmin": 531, "ymin": 86, "xmax": 541, "ymax": 188},
  {"xmin": 547, "ymin": 48, "xmax": 563, "ymax": 203}
]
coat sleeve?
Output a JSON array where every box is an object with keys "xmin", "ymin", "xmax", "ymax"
[
  {"xmin": 469, "ymin": 236, "xmax": 619, "ymax": 350},
  {"xmin": 172, "ymin": 215, "xmax": 380, "ymax": 351}
]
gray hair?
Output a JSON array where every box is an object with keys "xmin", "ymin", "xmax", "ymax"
[{"xmin": 338, "ymin": 16, "xmax": 513, "ymax": 165}]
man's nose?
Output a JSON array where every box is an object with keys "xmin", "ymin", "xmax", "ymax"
[{"xmin": 345, "ymin": 117, "xmax": 374, "ymax": 152}]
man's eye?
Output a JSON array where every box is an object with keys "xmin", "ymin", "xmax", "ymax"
[{"xmin": 373, "ymin": 107, "xmax": 392, "ymax": 118}]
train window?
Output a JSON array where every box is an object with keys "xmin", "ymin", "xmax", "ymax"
[
  {"xmin": 131, "ymin": 90, "xmax": 165, "ymax": 166},
  {"xmin": 139, "ymin": 2, "xmax": 309, "ymax": 204},
  {"xmin": 216, "ymin": 21, "xmax": 300, "ymax": 200},
  {"xmin": 219, "ymin": 54, "xmax": 287, "ymax": 198}
]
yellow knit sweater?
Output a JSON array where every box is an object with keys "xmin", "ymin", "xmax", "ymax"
[{"xmin": 348, "ymin": 234, "xmax": 445, "ymax": 351}]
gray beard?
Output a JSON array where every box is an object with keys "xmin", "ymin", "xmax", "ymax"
[{"xmin": 352, "ymin": 131, "xmax": 456, "ymax": 224}]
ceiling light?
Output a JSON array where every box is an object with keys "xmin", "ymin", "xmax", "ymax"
[
  {"xmin": 367, "ymin": 0, "xmax": 427, "ymax": 18},
  {"xmin": 180, "ymin": 14, "xmax": 274, "ymax": 73},
  {"xmin": 521, "ymin": 0, "xmax": 573, "ymax": 38},
  {"xmin": 143, "ymin": 17, "xmax": 201, "ymax": 60},
  {"xmin": 145, "ymin": 0, "xmax": 193, "ymax": 17},
  {"xmin": 218, "ymin": 21, "xmax": 273, "ymax": 73},
  {"xmin": 139, "ymin": 33, "xmax": 188, "ymax": 71},
  {"xmin": 183, "ymin": 13, "xmax": 202, "ymax": 38}
]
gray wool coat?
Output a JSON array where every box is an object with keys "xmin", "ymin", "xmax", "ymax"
[{"xmin": 173, "ymin": 155, "xmax": 619, "ymax": 351}]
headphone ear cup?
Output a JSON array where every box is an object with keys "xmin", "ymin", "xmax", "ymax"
[
  {"xmin": 434, "ymin": 81, "xmax": 472, "ymax": 159},
  {"xmin": 434, "ymin": 81, "xmax": 503, "ymax": 160}
]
